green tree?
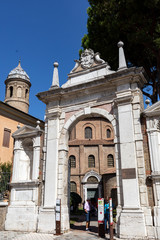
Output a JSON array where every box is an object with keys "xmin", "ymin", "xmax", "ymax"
[
  {"xmin": 81, "ymin": 0, "xmax": 160, "ymax": 103},
  {"xmin": 0, "ymin": 163, "xmax": 12, "ymax": 199}
]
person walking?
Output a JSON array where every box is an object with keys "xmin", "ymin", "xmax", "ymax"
[
  {"xmin": 84, "ymin": 198, "xmax": 91, "ymax": 231},
  {"xmin": 104, "ymin": 199, "xmax": 110, "ymax": 233}
]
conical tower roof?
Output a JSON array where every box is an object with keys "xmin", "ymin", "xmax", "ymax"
[{"xmin": 7, "ymin": 61, "xmax": 30, "ymax": 81}]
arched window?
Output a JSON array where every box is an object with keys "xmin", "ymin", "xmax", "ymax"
[
  {"xmin": 70, "ymin": 181, "xmax": 77, "ymax": 192},
  {"xmin": 69, "ymin": 155, "xmax": 76, "ymax": 168},
  {"xmin": 107, "ymin": 154, "xmax": 114, "ymax": 167},
  {"xmin": 25, "ymin": 89, "xmax": 28, "ymax": 98},
  {"xmin": 9, "ymin": 86, "xmax": 13, "ymax": 97},
  {"xmin": 85, "ymin": 127, "xmax": 92, "ymax": 139},
  {"xmin": 106, "ymin": 129, "xmax": 111, "ymax": 138},
  {"xmin": 88, "ymin": 155, "xmax": 95, "ymax": 168}
]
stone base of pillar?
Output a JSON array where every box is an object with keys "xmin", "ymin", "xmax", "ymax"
[
  {"xmin": 5, "ymin": 205, "xmax": 38, "ymax": 232},
  {"xmin": 142, "ymin": 207, "xmax": 155, "ymax": 239},
  {"xmin": 37, "ymin": 207, "xmax": 55, "ymax": 233},
  {"xmin": 61, "ymin": 205, "xmax": 70, "ymax": 233},
  {"xmin": 119, "ymin": 209, "xmax": 147, "ymax": 239},
  {"xmin": 115, "ymin": 206, "xmax": 122, "ymax": 236},
  {"xmin": 154, "ymin": 206, "xmax": 160, "ymax": 239}
]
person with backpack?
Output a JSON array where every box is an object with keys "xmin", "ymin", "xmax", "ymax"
[
  {"xmin": 84, "ymin": 198, "xmax": 91, "ymax": 231},
  {"xmin": 104, "ymin": 199, "xmax": 110, "ymax": 233}
]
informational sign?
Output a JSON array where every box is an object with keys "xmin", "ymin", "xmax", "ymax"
[
  {"xmin": 56, "ymin": 198, "xmax": 61, "ymax": 235},
  {"xmin": 98, "ymin": 198, "xmax": 104, "ymax": 223},
  {"xmin": 56, "ymin": 213, "xmax": 60, "ymax": 221},
  {"xmin": 109, "ymin": 198, "xmax": 113, "ymax": 226}
]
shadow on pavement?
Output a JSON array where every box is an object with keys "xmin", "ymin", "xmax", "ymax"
[{"xmin": 70, "ymin": 213, "xmax": 115, "ymax": 239}]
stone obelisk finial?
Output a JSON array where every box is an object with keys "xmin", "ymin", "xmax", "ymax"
[
  {"xmin": 51, "ymin": 62, "xmax": 59, "ymax": 88},
  {"xmin": 117, "ymin": 41, "xmax": 127, "ymax": 71}
]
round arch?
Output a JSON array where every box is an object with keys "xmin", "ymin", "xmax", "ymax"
[
  {"xmin": 59, "ymin": 107, "xmax": 117, "ymax": 151},
  {"xmin": 82, "ymin": 170, "xmax": 102, "ymax": 183},
  {"xmin": 58, "ymin": 107, "xmax": 118, "ymax": 230}
]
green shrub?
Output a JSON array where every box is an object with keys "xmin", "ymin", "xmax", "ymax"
[{"xmin": 0, "ymin": 163, "xmax": 12, "ymax": 200}]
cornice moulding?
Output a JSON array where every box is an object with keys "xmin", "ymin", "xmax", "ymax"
[
  {"xmin": 114, "ymin": 95, "xmax": 133, "ymax": 106},
  {"xmin": 5, "ymin": 77, "xmax": 31, "ymax": 87},
  {"xmin": 10, "ymin": 180, "xmax": 40, "ymax": 187},
  {"xmin": 37, "ymin": 67, "xmax": 146, "ymax": 105},
  {"xmin": 0, "ymin": 101, "xmax": 44, "ymax": 128},
  {"xmin": 45, "ymin": 110, "xmax": 61, "ymax": 119}
]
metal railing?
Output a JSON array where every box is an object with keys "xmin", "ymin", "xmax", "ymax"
[{"xmin": 0, "ymin": 172, "xmax": 10, "ymax": 201}]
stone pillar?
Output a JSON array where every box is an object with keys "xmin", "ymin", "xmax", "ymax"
[
  {"xmin": 147, "ymin": 125, "xmax": 160, "ymax": 239},
  {"xmin": 98, "ymin": 144, "xmax": 103, "ymax": 198},
  {"xmin": 147, "ymin": 130, "xmax": 160, "ymax": 173},
  {"xmin": 79, "ymin": 145, "xmax": 84, "ymax": 175},
  {"xmin": 38, "ymin": 110, "xmax": 60, "ymax": 233},
  {"xmin": 32, "ymin": 136, "xmax": 41, "ymax": 180},
  {"xmin": 43, "ymin": 112, "xmax": 60, "ymax": 208},
  {"xmin": 12, "ymin": 140, "xmax": 22, "ymax": 182},
  {"xmin": 115, "ymin": 88, "xmax": 146, "ymax": 238},
  {"xmin": 58, "ymin": 149, "xmax": 70, "ymax": 233}
]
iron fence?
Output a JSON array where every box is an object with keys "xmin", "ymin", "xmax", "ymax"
[{"xmin": 0, "ymin": 172, "xmax": 11, "ymax": 201}]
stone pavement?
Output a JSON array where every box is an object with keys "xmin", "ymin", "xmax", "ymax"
[
  {"xmin": 0, "ymin": 214, "xmax": 118, "ymax": 240},
  {"xmin": 0, "ymin": 230, "xmax": 116, "ymax": 240},
  {"xmin": 0, "ymin": 213, "xmax": 151, "ymax": 240}
]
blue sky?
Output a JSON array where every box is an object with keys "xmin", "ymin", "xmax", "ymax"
[{"xmin": 0, "ymin": 0, "xmax": 89, "ymax": 120}]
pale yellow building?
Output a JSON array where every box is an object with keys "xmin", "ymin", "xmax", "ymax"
[
  {"xmin": 0, "ymin": 101, "xmax": 44, "ymax": 164},
  {"xmin": 0, "ymin": 62, "xmax": 44, "ymax": 164}
]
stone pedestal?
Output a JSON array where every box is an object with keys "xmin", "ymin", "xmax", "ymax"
[
  {"xmin": 119, "ymin": 209, "xmax": 146, "ymax": 239},
  {"xmin": 154, "ymin": 206, "xmax": 160, "ymax": 239},
  {"xmin": 0, "ymin": 202, "xmax": 8, "ymax": 231},
  {"xmin": 5, "ymin": 181, "xmax": 39, "ymax": 232},
  {"xmin": 5, "ymin": 205, "xmax": 38, "ymax": 232},
  {"xmin": 38, "ymin": 208, "xmax": 55, "ymax": 233},
  {"xmin": 5, "ymin": 125, "xmax": 43, "ymax": 232}
]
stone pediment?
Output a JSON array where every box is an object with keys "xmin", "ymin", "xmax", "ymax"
[
  {"xmin": 70, "ymin": 49, "xmax": 106, "ymax": 73},
  {"xmin": 143, "ymin": 100, "xmax": 160, "ymax": 117},
  {"xmin": 62, "ymin": 49, "xmax": 115, "ymax": 88},
  {"xmin": 12, "ymin": 125, "xmax": 43, "ymax": 139}
]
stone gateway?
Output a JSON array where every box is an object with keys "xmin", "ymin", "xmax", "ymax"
[{"xmin": 5, "ymin": 43, "xmax": 160, "ymax": 239}]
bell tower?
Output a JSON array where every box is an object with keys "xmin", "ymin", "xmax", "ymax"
[{"xmin": 4, "ymin": 61, "xmax": 31, "ymax": 113}]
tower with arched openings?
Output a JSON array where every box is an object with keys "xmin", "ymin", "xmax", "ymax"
[{"xmin": 4, "ymin": 61, "xmax": 31, "ymax": 113}]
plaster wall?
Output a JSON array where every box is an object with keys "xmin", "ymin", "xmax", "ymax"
[{"xmin": 0, "ymin": 115, "xmax": 23, "ymax": 164}]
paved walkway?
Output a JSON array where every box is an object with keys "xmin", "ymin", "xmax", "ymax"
[
  {"xmin": 0, "ymin": 214, "xmax": 117, "ymax": 240},
  {"xmin": 0, "ymin": 231, "xmax": 112, "ymax": 240}
]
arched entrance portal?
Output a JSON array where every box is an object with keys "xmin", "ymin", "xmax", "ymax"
[
  {"xmin": 82, "ymin": 171, "xmax": 101, "ymax": 203},
  {"xmin": 58, "ymin": 108, "xmax": 118, "ymax": 232},
  {"xmin": 68, "ymin": 115, "xmax": 116, "ymax": 208}
]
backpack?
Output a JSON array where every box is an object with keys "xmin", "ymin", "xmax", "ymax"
[{"xmin": 104, "ymin": 203, "xmax": 109, "ymax": 215}]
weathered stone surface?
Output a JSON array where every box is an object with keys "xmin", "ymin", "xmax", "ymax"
[{"xmin": 0, "ymin": 206, "xmax": 7, "ymax": 231}]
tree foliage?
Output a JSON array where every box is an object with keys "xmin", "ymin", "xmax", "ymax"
[
  {"xmin": 0, "ymin": 163, "xmax": 12, "ymax": 199},
  {"xmin": 81, "ymin": 0, "xmax": 160, "ymax": 103},
  {"xmin": 0, "ymin": 162, "xmax": 12, "ymax": 173},
  {"xmin": 70, "ymin": 192, "xmax": 82, "ymax": 211}
]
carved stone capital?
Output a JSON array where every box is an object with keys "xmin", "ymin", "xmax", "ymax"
[
  {"xmin": 114, "ymin": 94, "xmax": 133, "ymax": 106},
  {"xmin": 147, "ymin": 117, "xmax": 160, "ymax": 132},
  {"xmin": 151, "ymin": 172, "xmax": 160, "ymax": 180},
  {"xmin": 45, "ymin": 109, "xmax": 61, "ymax": 120}
]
